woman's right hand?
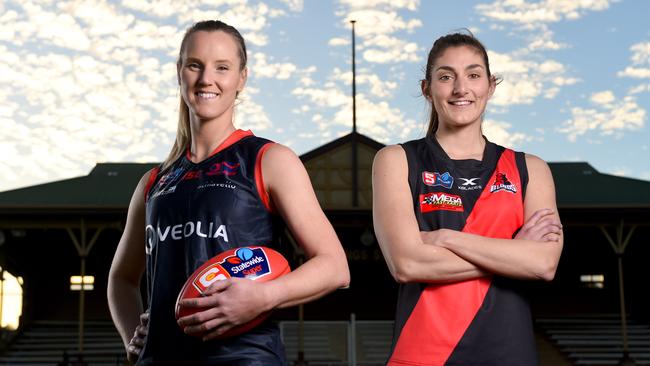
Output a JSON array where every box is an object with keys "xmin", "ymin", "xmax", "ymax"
[
  {"xmin": 126, "ymin": 311, "xmax": 149, "ymax": 364},
  {"xmin": 515, "ymin": 208, "xmax": 562, "ymax": 243}
]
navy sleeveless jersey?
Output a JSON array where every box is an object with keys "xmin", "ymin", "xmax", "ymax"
[
  {"xmin": 139, "ymin": 130, "xmax": 287, "ymax": 365},
  {"xmin": 387, "ymin": 136, "xmax": 536, "ymax": 366}
]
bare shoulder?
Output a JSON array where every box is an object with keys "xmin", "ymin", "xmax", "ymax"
[
  {"xmin": 524, "ymin": 153, "xmax": 554, "ymax": 182},
  {"xmin": 373, "ymin": 144, "xmax": 407, "ymax": 170},
  {"xmin": 261, "ymin": 143, "xmax": 302, "ymax": 173},
  {"xmin": 263, "ymin": 142, "xmax": 298, "ymax": 161},
  {"xmin": 132, "ymin": 168, "xmax": 157, "ymax": 197}
]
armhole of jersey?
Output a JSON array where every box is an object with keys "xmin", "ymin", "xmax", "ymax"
[
  {"xmin": 515, "ymin": 151, "xmax": 528, "ymax": 202},
  {"xmin": 143, "ymin": 166, "xmax": 160, "ymax": 203},
  {"xmin": 255, "ymin": 142, "xmax": 274, "ymax": 212},
  {"xmin": 399, "ymin": 143, "xmax": 416, "ymax": 196}
]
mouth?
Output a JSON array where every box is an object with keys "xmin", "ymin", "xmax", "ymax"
[
  {"xmin": 196, "ymin": 91, "xmax": 218, "ymax": 99},
  {"xmin": 448, "ymin": 100, "xmax": 473, "ymax": 106}
]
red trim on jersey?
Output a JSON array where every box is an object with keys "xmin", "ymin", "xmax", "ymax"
[
  {"xmin": 255, "ymin": 142, "xmax": 274, "ymax": 212},
  {"xmin": 143, "ymin": 166, "xmax": 160, "ymax": 203},
  {"xmin": 388, "ymin": 149, "xmax": 524, "ymax": 366},
  {"xmin": 185, "ymin": 129, "xmax": 254, "ymax": 161}
]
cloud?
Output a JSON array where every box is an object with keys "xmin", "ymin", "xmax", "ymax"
[
  {"xmin": 291, "ymin": 72, "xmax": 417, "ymax": 143},
  {"xmin": 617, "ymin": 41, "xmax": 650, "ymax": 79},
  {"xmin": 630, "ymin": 42, "xmax": 650, "ymax": 65},
  {"xmin": 475, "ymin": 0, "xmax": 612, "ymax": 25},
  {"xmin": 476, "ymin": 1, "xmax": 612, "ymax": 56},
  {"xmin": 278, "ymin": 0, "xmax": 304, "ymax": 12},
  {"xmin": 629, "ymin": 84, "xmax": 650, "ymax": 94},
  {"xmin": 329, "ymin": 37, "xmax": 349, "ymax": 46},
  {"xmin": 236, "ymin": 97, "xmax": 272, "ymax": 131},
  {"xmin": 251, "ymin": 52, "xmax": 298, "ymax": 80},
  {"xmin": 489, "ymin": 52, "xmax": 577, "ymax": 106},
  {"xmin": 331, "ymin": 94, "xmax": 418, "ymax": 143},
  {"xmin": 590, "ymin": 91, "xmax": 615, "ymax": 105},
  {"xmin": 618, "ymin": 67, "xmax": 650, "ymax": 79},
  {"xmin": 332, "ymin": 1, "xmax": 422, "ymax": 65},
  {"xmin": 339, "ymin": 0, "xmax": 419, "ymax": 11},
  {"xmin": 558, "ymin": 91, "xmax": 646, "ymax": 141},
  {"xmin": 0, "ymin": 0, "xmax": 290, "ymax": 192},
  {"xmin": 330, "ymin": 68, "xmax": 398, "ymax": 98},
  {"xmin": 483, "ymin": 119, "xmax": 532, "ymax": 148}
]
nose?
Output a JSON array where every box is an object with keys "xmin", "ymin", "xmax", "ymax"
[
  {"xmin": 197, "ymin": 69, "xmax": 212, "ymax": 86},
  {"xmin": 453, "ymin": 77, "xmax": 467, "ymax": 95}
]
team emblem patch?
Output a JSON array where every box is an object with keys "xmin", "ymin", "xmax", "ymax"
[
  {"xmin": 419, "ymin": 192, "xmax": 464, "ymax": 212},
  {"xmin": 489, "ymin": 172, "xmax": 517, "ymax": 193},
  {"xmin": 191, "ymin": 247, "xmax": 272, "ymax": 294},
  {"xmin": 422, "ymin": 171, "xmax": 454, "ymax": 189}
]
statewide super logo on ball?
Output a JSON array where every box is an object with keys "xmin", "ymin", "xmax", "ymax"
[
  {"xmin": 176, "ymin": 246, "xmax": 291, "ymax": 338},
  {"xmin": 191, "ymin": 247, "xmax": 272, "ymax": 294}
]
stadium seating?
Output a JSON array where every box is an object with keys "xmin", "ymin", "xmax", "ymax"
[
  {"xmin": 536, "ymin": 314, "xmax": 650, "ymax": 365},
  {"xmin": 0, "ymin": 320, "xmax": 124, "ymax": 365}
]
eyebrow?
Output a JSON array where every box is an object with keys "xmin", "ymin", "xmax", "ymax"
[
  {"xmin": 184, "ymin": 57, "xmax": 234, "ymax": 64},
  {"xmin": 435, "ymin": 64, "xmax": 485, "ymax": 72}
]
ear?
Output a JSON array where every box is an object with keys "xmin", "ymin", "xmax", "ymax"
[
  {"xmin": 421, "ymin": 79, "xmax": 431, "ymax": 101},
  {"xmin": 176, "ymin": 61, "xmax": 182, "ymax": 86},
  {"xmin": 487, "ymin": 75, "xmax": 497, "ymax": 99},
  {"xmin": 237, "ymin": 67, "xmax": 248, "ymax": 93}
]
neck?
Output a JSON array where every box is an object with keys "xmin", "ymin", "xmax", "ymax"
[
  {"xmin": 189, "ymin": 113, "xmax": 237, "ymax": 162},
  {"xmin": 434, "ymin": 124, "xmax": 485, "ymax": 160}
]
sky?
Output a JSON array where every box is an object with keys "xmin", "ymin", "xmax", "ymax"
[{"xmin": 1, "ymin": 0, "xmax": 649, "ymax": 192}]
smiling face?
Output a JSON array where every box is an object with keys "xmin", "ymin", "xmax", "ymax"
[
  {"xmin": 425, "ymin": 45, "xmax": 495, "ymax": 130},
  {"xmin": 178, "ymin": 30, "xmax": 247, "ymax": 125}
]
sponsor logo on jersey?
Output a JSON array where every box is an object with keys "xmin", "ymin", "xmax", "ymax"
[
  {"xmin": 197, "ymin": 182, "xmax": 237, "ymax": 190},
  {"xmin": 422, "ymin": 171, "xmax": 454, "ymax": 189},
  {"xmin": 159, "ymin": 167, "xmax": 184, "ymax": 186},
  {"xmin": 151, "ymin": 185, "xmax": 176, "ymax": 198},
  {"xmin": 490, "ymin": 172, "xmax": 517, "ymax": 194},
  {"xmin": 458, "ymin": 177, "xmax": 482, "ymax": 191},
  {"xmin": 152, "ymin": 162, "xmax": 241, "ymax": 197},
  {"xmin": 419, "ymin": 192, "xmax": 464, "ymax": 212},
  {"xmin": 183, "ymin": 162, "xmax": 241, "ymax": 181},
  {"xmin": 145, "ymin": 221, "xmax": 229, "ymax": 254}
]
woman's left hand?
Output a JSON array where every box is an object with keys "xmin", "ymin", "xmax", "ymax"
[{"xmin": 176, "ymin": 278, "xmax": 273, "ymax": 340}]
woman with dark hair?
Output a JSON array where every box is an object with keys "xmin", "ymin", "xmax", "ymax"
[
  {"xmin": 108, "ymin": 20, "xmax": 350, "ymax": 365},
  {"xmin": 372, "ymin": 31, "xmax": 563, "ymax": 365}
]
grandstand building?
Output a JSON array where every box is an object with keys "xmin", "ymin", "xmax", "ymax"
[{"xmin": 0, "ymin": 131, "xmax": 649, "ymax": 365}]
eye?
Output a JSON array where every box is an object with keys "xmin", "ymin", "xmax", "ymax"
[
  {"xmin": 438, "ymin": 74, "xmax": 453, "ymax": 81},
  {"xmin": 468, "ymin": 73, "xmax": 481, "ymax": 79},
  {"xmin": 217, "ymin": 65, "xmax": 230, "ymax": 71},
  {"xmin": 187, "ymin": 62, "xmax": 201, "ymax": 70}
]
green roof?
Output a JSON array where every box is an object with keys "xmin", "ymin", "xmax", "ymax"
[
  {"xmin": 0, "ymin": 163, "xmax": 157, "ymax": 211},
  {"xmin": 0, "ymin": 159, "xmax": 649, "ymax": 212},
  {"xmin": 549, "ymin": 162, "xmax": 650, "ymax": 209}
]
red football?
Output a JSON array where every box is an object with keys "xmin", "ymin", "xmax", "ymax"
[{"xmin": 175, "ymin": 246, "xmax": 290, "ymax": 339}]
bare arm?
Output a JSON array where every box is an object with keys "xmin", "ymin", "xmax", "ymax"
[
  {"xmin": 430, "ymin": 154, "xmax": 563, "ymax": 281},
  {"xmin": 178, "ymin": 144, "xmax": 350, "ymax": 339},
  {"xmin": 372, "ymin": 145, "xmax": 488, "ymax": 283},
  {"xmin": 107, "ymin": 171, "xmax": 150, "ymax": 359},
  {"xmin": 258, "ymin": 143, "xmax": 350, "ymax": 307}
]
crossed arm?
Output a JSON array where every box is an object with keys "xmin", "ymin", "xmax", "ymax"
[{"xmin": 372, "ymin": 145, "xmax": 563, "ymax": 284}]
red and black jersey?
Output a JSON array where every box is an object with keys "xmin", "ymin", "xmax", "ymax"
[
  {"xmin": 139, "ymin": 130, "xmax": 286, "ymax": 365},
  {"xmin": 388, "ymin": 136, "xmax": 536, "ymax": 366}
]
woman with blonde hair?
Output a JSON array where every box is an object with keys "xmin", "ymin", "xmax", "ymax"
[{"xmin": 108, "ymin": 20, "xmax": 349, "ymax": 365}]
